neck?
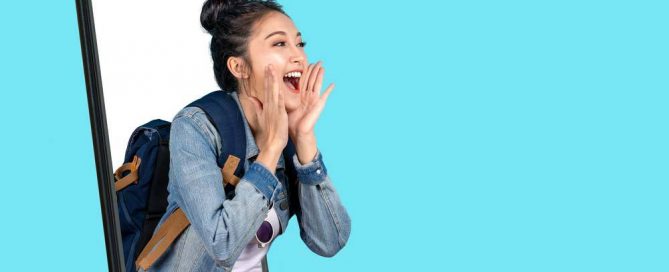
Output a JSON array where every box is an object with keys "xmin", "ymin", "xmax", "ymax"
[{"xmin": 236, "ymin": 89, "xmax": 260, "ymax": 135}]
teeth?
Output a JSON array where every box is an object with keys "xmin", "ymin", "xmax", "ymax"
[{"xmin": 284, "ymin": 71, "xmax": 302, "ymax": 78}]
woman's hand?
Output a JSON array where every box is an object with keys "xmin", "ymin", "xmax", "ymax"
[
  {"xmin": 249, "ymin": 64, "xmax": 289, "ymax": 172},
  {"xmin": 288, "ymin": 61, "xmax": 335, "ymax": 164}
]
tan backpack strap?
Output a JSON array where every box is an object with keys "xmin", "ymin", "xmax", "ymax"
[
  {"xmin": 114, "ymin": 155, "xmax": 142, "ymax": 192},
  {"xmin": 135, "ymin": 208, "xmax": 190, "ymax": 271},
  {"xmin": 221, "ymin": 155, "xmax": 241, "ymax": 186}
]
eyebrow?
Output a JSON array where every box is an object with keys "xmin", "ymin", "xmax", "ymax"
[{"xmin": 265, "ymin": 31, "xmax": 302, "ymax": 40}]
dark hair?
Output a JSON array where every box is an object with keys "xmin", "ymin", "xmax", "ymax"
[{"xmin": 201, "ymin": 0, "xmax": 286, "ymax": 91}]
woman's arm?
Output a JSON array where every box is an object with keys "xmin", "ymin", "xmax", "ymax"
[
  {"xmin": 292, "ymin": 149, "xmax": 351, "ymax": 257},
  {"xmin": 286, "ymin": 61, "xmax": 350, "ymax": 256},
  {"xmin": 168, "ymin": 107, "xmax": 280, "ymax": 268}
]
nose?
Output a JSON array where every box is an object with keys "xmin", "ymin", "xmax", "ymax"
[
  {"xmin": 289, "ymin": 47, "xmax": 306, "ymax": 67},
  {"xmin": 289, "ymin": 55, "xmax": 304, "ymax": 67}
]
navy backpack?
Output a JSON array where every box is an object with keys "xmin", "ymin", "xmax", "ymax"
[{"xmin": 113, "ymin": 90, "xmax": 270, "ymax": 272}]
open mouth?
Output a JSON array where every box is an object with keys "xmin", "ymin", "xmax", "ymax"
[{"xmin": 283, "ymin": 71, "xmax": 301, "ymax": 93}]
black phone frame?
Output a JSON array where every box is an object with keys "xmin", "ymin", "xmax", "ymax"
[{"xmin": 76, "ymin": 0, "xmax": 125, "ymax": 271}]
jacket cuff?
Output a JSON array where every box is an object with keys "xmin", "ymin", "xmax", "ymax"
[
  {"xmin": 243, "ymin": 162, "xmax": 279, "ymax": 201},
  {"xmin": 292, "ymin": 150, "xmax": 328, "ymax": 185}
]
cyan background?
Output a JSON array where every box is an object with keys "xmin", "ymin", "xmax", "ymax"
[
  {"xmin": 0, "ymin": 1, "xmax": 108, "ymax": 270},
  {"xmin": 1, "ymin": 0, "xmax": 667, "ymax": 271}
]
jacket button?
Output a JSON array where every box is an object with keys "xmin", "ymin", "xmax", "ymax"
[
  {"xmin": 280, "ymin": 201, "xmax": 289, "ymax": 210},
  {"xmin": 316, "ymin": 169, "xmax": 322, "ymax": 174}
]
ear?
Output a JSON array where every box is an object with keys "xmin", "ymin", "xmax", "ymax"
[{"xmin": 227, "ymin": 56, "xmax": 249, "ymax": 79}]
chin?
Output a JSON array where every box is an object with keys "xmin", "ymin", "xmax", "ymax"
[{"xmin": 283, "ymin": 90, "xmax": 300, "ymax": 112}]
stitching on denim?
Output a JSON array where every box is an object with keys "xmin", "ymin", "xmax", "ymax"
[
  {"xmin": 176, "ymin": 107, "xmax": 224, "ymax": 157},
  {"xmin": 188, "ymin": 110, "xmax": 222, "ymax": 156},
  {"xmin": 318, "ymin": 181, "xmax": 346, "ymax": 248},
  {"xmin": 294, "ymin": 152, "xmax": 328, "ymax": 185},
  {"xmin": 296, "ymin": 182, "xmax": 315, "ymax": 250},
  {"xmin": 173, "ymin": 225, "xmax": 189, "ymax": 271},
  {"xmin": 244, "ymin": 163, "xmax": 279, "ymax": 200},
  {"xmin": 223, "ymin": 200, "xmax": 267, "ymax": 268}
]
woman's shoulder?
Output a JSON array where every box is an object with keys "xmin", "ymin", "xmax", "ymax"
[
  {"xmin": 171, "ymin": 106, "xmax": 222, "ymax": 155},
  {"xmin": 174, "ymin": 105, "xmax": 206, "ymax": 121}
]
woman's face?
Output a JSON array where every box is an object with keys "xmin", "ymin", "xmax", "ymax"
[{"xmin": 244, "ymin": 11, "xmax": 307, "ymax": 112}]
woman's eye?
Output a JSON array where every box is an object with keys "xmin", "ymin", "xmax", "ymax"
[
  {"xmin": 297, "ymin": 41, "xmax": 307, "ymax": 48},
  {"xmin": 273, "ymin": 41, "xmax": 286, "ymax": 47}
]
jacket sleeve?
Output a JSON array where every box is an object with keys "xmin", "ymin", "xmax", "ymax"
[
  {"xmin": 168, "ymin": 108, "xmax": 279, "ymax": 268},
  {"xmin": 292, "ymin": 150, "xmax": 351, "ymax": 257}
]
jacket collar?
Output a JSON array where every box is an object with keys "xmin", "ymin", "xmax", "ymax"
[{"xmin": 229, "ymin": 91, "xmax": 285, "ymax": 170}]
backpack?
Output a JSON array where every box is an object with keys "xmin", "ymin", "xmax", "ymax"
[{"xmin": 114, "ymin": 90, "xmax": 278, "ymax": 272}]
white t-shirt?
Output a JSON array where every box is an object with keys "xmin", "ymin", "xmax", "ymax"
[{"xmin": 231, "ymin": 206, "xmax": 281, "ymax": 272}]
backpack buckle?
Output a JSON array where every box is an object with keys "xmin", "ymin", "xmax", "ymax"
[{"xmin": 114, "ymin": 155, "xmax": 142, "ymax": 191}]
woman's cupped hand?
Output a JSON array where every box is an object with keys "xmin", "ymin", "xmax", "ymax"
[
  {"xmin": 247, "ymin": 64, "xmax": 289, "ymax": 171},
  {"xmin": 288, "ymin": 61, "xmax": 335, "ymax": 141}
]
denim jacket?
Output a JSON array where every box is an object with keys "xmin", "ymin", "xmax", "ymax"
[{"xmin": 146, "ymin": 91, "xmax": 351, "ymax": 271}]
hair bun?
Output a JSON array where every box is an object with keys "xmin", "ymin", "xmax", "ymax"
[{"xmin": 200, "ymin": 0, "xmax": 240, "ymax": 33}]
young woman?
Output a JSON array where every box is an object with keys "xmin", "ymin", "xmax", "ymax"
[{"xmin": 141, "ymin": 0, "xmax": 351, "ymax": 271}]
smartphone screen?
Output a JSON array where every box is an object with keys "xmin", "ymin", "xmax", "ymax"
[{"xmin": 87, "ymin": 0, "xmax": 227, "ymax": 270}]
